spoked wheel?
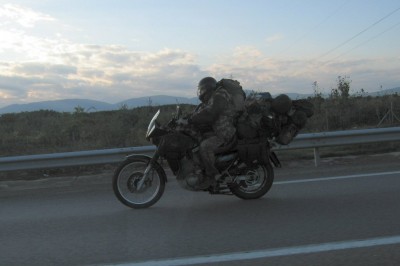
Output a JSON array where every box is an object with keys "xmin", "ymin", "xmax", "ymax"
[
  {"xmin": 230, "ymin": 163, "xmax": 274, "ymax": 199},
  {"xmin": 113, "ymin": 156, "xmax": 166, "ymax": 209}
]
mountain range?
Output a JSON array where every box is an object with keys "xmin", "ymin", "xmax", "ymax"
[
  {"xmin": 0, "ymin": 95, "xmax": 200, "ymax": 114},
  {"xmin": 0, "ymin": 87, "xmax": 399, "ymax": 114}
]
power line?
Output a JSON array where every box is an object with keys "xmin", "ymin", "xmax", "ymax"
[
  {"xmin": 328, "ymin": 20, "xmax": 400, "ymax": 62},
  {"xmin": 315, "ymin": 6, "xmax": 400, "ymax": 61},
  {"xmin": 276, "ymin": 0, "xmax": 351, "ymax": 56}
]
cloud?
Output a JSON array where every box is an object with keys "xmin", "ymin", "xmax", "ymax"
[
  {"xmin": 209, "ymin": 46, "xmax": 400, "ymax": 94},
  {"xmin": 0, "ymin": 42, "xmax": 205, "ymax": 105},
  {"xmin": 12, "ymin": 63, "xmax": 77, "ymax": 77},
  {"xmin": 0, "ymin": 4, "xmax": 399, "ymax": 108},
  {"xmin": 0, "ymin": 4, "xmax": 55, "ymax": 28},
  {"xmin": 0, "ymin": 4, "xmax": 205, "ymax": 103},
  {"xmin": 1, "ymin": 40, "xmax": 399, "ymax": 107},
  {"xmin": 266, "ymin": 34, "xmax": 284, "ymax": 44}
]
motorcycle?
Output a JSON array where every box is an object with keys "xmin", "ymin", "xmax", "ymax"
[{"xmin": 113, "ymin": 106, "xmax": 280, "ymax": 209}]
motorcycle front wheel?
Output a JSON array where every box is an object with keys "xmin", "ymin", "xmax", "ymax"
[
  {"xmin": 113, "ymin": 156, "xmax": 166, "ymax": 209},
  {"xmin": 230, "ymin": 163, "xmax": 274, "ymax": 200}
]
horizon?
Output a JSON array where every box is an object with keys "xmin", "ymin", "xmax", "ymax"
[
  {"xmin": 1, "ymin": 1, "xmax": 400, "ymax": 108},
  {"xmin": 1, "ymin": 86, "xmax": 399, "ymax": 112}
]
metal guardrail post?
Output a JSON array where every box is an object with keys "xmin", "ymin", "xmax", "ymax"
[{"xmin": 314, "ymin": 148, "xmax": 321, "ymax": 167}]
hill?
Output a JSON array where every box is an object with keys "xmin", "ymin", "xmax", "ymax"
[
  {"xmin": 0, "ymin": 99, "xmax": 115, "ymax": 114},
  {"xmin": 368, "ymin": 87, "xmax": 400, "ymax": 97},
  {"xmin": 0, "ymin": 96, "xmax": 199, "ymax": 114},
  {"xmin": 116, "ymin": 95, "xmax": 199, "ymax": 108}
]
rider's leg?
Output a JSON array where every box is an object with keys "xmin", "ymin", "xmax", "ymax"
[{"xmin": 199, "ymin": 136, "xmax": 224, "ymax": 179}]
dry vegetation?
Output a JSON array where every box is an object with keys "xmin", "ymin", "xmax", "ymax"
[
  {"xmin": 0, "ymin": 76, "xmax": 399, "ymax": 158},
  {"xmin": 1, "ymin": 78, "xmax": 399, "ymax": 180}
]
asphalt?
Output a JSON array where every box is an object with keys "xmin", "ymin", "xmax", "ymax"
[{"xmin": 1, "ymin": 153, "xmax": 400, "ymax": 266}]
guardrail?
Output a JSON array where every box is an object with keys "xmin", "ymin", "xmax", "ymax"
[
  {"xmin": 275, "ymin": 127, "xmax": 400, "ymax": 166},
  {"xmin": 0, "ymin": 127, "xmax": 399, "ymax": 172}
]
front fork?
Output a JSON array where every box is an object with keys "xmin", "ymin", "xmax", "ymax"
[
  {"xmin": 136, "ymin": 150, "xmax": 160, "ymax": 190},
  {"xmin": 269, "ymin": 151, "xmax": 281, "ymax": 168}
]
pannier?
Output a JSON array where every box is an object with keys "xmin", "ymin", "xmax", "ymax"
[{"xmin": 236, "ymin": 93, "xmax": 314, "ymax": 145}]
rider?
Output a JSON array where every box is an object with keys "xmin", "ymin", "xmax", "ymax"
[{"xmin": 188, "ymin": 77, "xmax": 245, "ymax": 187}]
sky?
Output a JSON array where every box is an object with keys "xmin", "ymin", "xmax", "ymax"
[{"xmin": 0, "ymin": 0, "xmax": 399, "ymax": 107}]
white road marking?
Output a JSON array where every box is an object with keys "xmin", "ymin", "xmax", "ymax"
[
  {"xmin": 111, "ymin": 235, "xmax": 400, "ymax": 266},
  {"xmin": 275, "ymin": 170, "xmax": 400, "ymax": 185},
  {"xmin": 105, "ymin": 171, "xmax": 400, "ymax": 266}
]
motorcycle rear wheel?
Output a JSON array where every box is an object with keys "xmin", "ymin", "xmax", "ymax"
[
  {"xmin": 113, "ymin": 157, "xmax": 166, "ymax": 209},
  {"xmin": 230, "ymin": 163, "xmax": 274, "ymax": 199}
]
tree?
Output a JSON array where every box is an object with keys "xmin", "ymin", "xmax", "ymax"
[
  {"xmin": 329, "ymin": 76, "xmax": 351, "ymax": 99},
  {"xmin": 312, "ymin": 81, "xmax": 323, "ymax": 99},
  {"xmin": 74, "ymin": 106, "xmax": 85, "ymax": 114},
  {"xmin": 119, "ymin": 104, "xmax": 129, "ymax": 110},
  {"xmin": 337, "ymin": 75, "xmax": 351, "ymax": 99}
]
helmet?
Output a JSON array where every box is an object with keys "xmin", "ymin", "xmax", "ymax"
[
  {"xmin": 197, "ymin": 77, "xmax": 217, "ymax": 103},
  {"xmin": 271, "ymin": 94, "xmax": 292, "ymax": 114}
]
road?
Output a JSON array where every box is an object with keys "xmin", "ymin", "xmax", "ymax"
[{"xmin": 1, "ymin": 153, "xmax": 400, "ymax": 266}]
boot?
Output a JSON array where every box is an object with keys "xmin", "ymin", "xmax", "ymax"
[{"xmin": 196, "ymin": 174, "xmax": 216, "ymax": 190}]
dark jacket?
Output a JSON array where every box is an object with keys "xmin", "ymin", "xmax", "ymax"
[{"xmin": 190, "ymin": 87, "xmax": 242, "ymax": 142}]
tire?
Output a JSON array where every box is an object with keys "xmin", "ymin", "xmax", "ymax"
[
  {"xmin": 113, "ymin": 157, "xmax": 166, "ymax": 209},
  {"xmin": 230, "ymin": 163, "xmax": 274, "ymax": 200}
]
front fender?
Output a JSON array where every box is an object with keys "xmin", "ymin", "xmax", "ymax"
[{"xmin": 125, "ymin": 154, "xmax": 168, "ymax": 182}]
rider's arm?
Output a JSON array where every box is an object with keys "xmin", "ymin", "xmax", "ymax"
[{"xmin": 189, "ymin": 92, "xmax": 228, "ymax": 125}]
